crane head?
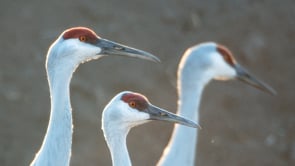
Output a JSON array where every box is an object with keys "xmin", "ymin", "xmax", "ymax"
[
  {"xmin": 179, "ymin": 42, "xmax": 276, "ymax": 95},
  {"xmin": 46, "ymin": 27, "xmax": 160, "ymax": 70},
  {"xmin": 102, "ymin": 91, "xmax": 199, "ymax": 131}
]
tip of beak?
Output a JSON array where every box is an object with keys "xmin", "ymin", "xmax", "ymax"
[
  {"xmin": 180, "ymin": 119, "xmax": 202, "ymax": 129},
  {"xmin": 266, "ymin": 86, "xmax": 277, "ymax": 96},
  {"xmin": 154, "ymin": 56, "xmax": 161, "ymax": 63},
  {"xmin": 147, "ymin": 53, "xmax": 161, "ymax": 63},
  {"xmin": 190, "ymin": 122, "xmax": 202, "ymax": 129},
  {"xmin": 237, "ymin": 76, "xmax": 277, "ymax": 96},
  {"xmin": 235, "ymin": 64, "xmax": 277, "ymax": 96},
  {"xmin": 130, "ymin": 51, "xmax": 161, "ymax": 63}
]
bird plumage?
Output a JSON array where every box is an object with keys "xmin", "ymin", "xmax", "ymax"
[
  {"xmin": 102, "ymin": 91, "xmax": 199, "ymax": 166},
  {"xmin": 157, "ymin": 42, "xmax": 275, "ymax": 166},
  {"xmin": 30, "ymin": 27, "xmax": 159, "ymax": 166}
]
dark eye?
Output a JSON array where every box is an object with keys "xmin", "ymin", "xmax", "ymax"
[
  {"xmin": 129, "ymin": 101, "xmax": 136, "ymax": 108},
  {"xmin": 79, "ymin": 36, "xmax": 87, "ymax": 42}
]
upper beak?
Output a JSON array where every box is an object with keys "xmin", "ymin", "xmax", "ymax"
[
  {"xmin": 234, "ymin": 64, "xmax": 276, "ymax": 95},
  {"xmin": 97, "ymin": 38, "xmax": 160, "ymax": 63},
  {"xmin": 146, "ymin": 104, "xmax": 200, "ymax": 129}
]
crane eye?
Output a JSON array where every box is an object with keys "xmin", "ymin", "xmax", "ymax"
[
  {"xmin": 129, "ymin": 101, "xmax": 136, "ymax": 108},
  {"xmin": 79, "ymin": 36, "xmax": 87, "ymax": 42}
]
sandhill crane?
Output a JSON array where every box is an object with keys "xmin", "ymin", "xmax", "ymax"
[
  {"xmin": 102, "ymin": 91, "xmax": 199, "ymax": 166},
  {"xmin": 157, "ymin": 42, "xmax": 276, "ymax": 166},
  {"xmin": 30, "ymin": 27, "xmax": 160, "ymax": 166}
]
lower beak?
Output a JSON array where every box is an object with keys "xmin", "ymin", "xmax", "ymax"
[
  {"xmin": 97, "ymin": 38, "xmax": 160, "ymax": 63},
  {"xmin": 235, "ymin": 64, "xmax": 276, "ymax": 95},
  {"xmin": 147, "ymin": 104, "xmax": 200, "ymax": 128}
]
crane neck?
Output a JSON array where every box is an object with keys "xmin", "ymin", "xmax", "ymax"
[
  {"xmin": 104, "ymin": 125, "xmax": 132, "ymax": 166},
  {"xmin": 31, "ymin": 62, "xmax": 75, "ymax": 166},
  {"xmin": 157, "ymin": 70, "xmax": 210, "ymax": 166},
  {"xmin": 177, "ymin": 82, "xmax": 204, "ymax": 118}
]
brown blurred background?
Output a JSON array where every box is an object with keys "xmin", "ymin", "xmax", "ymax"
[{"xmin": 0, "ymin": 0, "xmax": 294, "ymax": 165}]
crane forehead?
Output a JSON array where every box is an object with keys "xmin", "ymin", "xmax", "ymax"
[
  {"xmin": 121, "ymin": 93, "xmax": 149, "ymax": 110},
  {"xmin": 216, "ymin": 44, "xmax": 236, "ymax": 67},
  {"xmin": 121, "ymin": 93, "xmax": 148, "ymax": 103},
  {"xmin": 62, "ymin": 27, "xmax": 99, "ymax": 41}
]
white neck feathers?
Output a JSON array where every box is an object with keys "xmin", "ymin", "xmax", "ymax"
[
  {"xmin": 31, "ymin": 60, "xmax": 75, "ymax": 166},
  {"xmin": 157, "ymin": 69, "xmax": 210, "ymax": 166},
  {"xmin": 103, "ymin": 123, "xmax": 132, "ymax": 166}
]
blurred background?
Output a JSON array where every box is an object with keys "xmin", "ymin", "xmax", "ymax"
[{"xmin": 0, "ymin": 0, "xmax": 294, "ymax": 165}]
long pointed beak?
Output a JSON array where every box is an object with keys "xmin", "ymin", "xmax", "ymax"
[
  {"xmin": 97, "ymin": 38, "xmax": 160, "ymax": 63},
  {"xmin": 235, "ymin": 64, "xmax": 276, "ymax": 95},
  {"xmin": 146, "ymin": 104, "xmax": 200, "ymax": 128}
]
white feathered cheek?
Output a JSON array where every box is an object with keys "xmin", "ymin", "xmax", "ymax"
[
  {"xmin": 125, "ymin": 105, "xmax": 150, "ymax": 123},
  {"xmin": 61, "ymin": 39, "xmax": 103, "ymax": 63},
  {"xmin": 212, "ymin": 53, "xmax": 236, "ymax": 80},
  {"xmin": 77, "ymin": 41, "xmax": 103, "ymax": 62}
]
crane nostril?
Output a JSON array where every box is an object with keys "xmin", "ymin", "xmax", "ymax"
[
  {"xmin": 160, "ymin": 112, "xmax": 166, "ymax": 116},
  {"xmin": 114, "ymin": 46, "xmax": 125, "ymax": 50}
]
